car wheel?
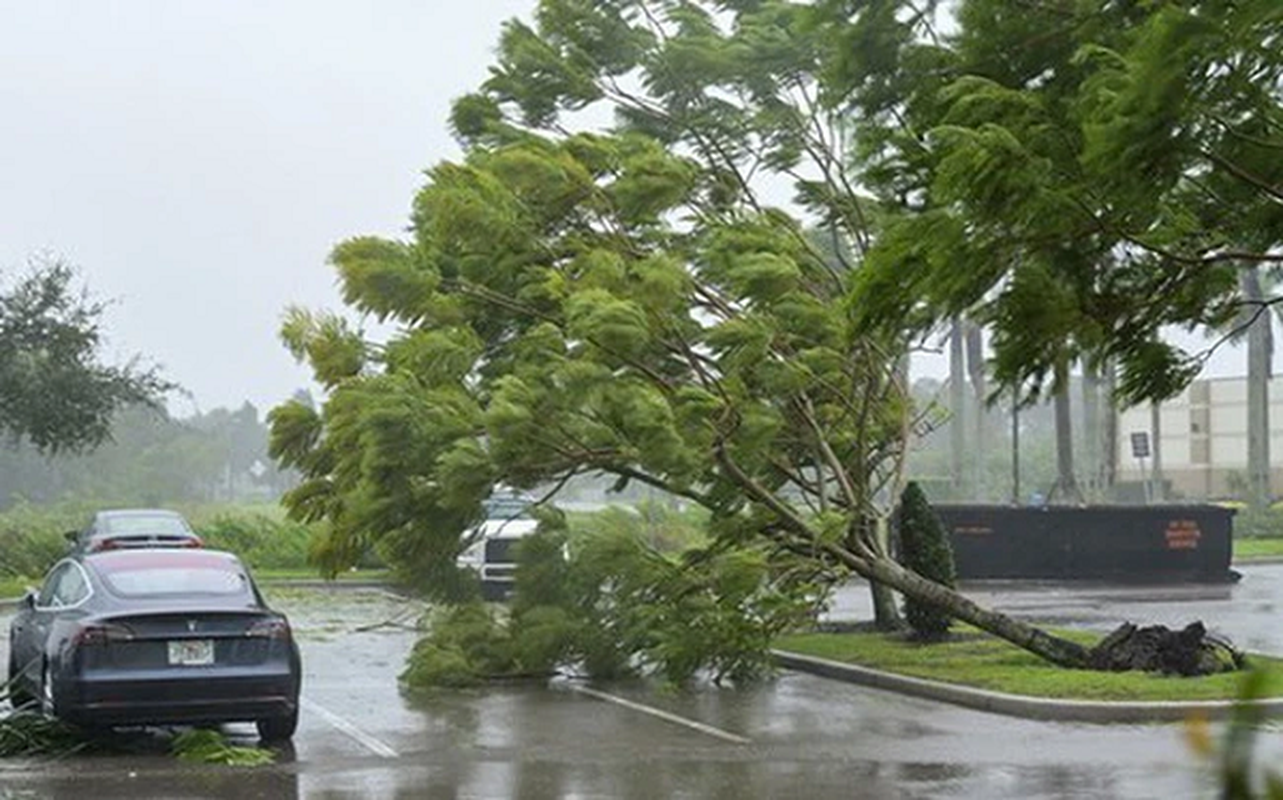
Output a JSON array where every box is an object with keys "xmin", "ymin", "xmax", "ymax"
[
  {"xmin": 256, "ymin": 707, "xmax": 299, "ymax": 741},
  {"xmin": 6, "ymin": 652, "xmax": 34, "ymax": 709}
]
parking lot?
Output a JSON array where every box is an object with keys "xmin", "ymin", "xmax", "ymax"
[{"xmin": 4, "ymin": 568, "xmax": 1282, "ymax": 799}]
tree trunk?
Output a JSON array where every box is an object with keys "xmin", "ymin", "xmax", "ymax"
[
  {"xmin": 949, "ymin": 317, "xmax": 966, "ymax": 500},
  {"xmin": 965, "ymin": 320, "xmax": 986, "ymax": 502},
  {"xmin": 1051, "ymin": 358, "xmax": 1082, "ymax": 503},
  {"xmin": 1243, "ymin": 269, "xmax": 1272, "ymax": 510},
  {"xmin": 719, "ymin": 456, "xmax": 1090, "ymax": 669},
  {"xmin": 1149, "ymin": 402, "xmax": 1164, "ymax": 503},
  {"xmin": 854, "ymin": 550, "xmax": 1090, "ymax": 667},
  {"xmin": 1103, "ymin": 361, "xmax": 1118, "ymax": 497},
  {"xmin": 1082, "ymin": 363, "xmax": 1101, "ymax": 502},
  {"xmin": 869, "ymin": 579, "xmax": 902, "ymax": 631},
  {"xmin": 859, "ymin": 517, "xmax": 904, "ymax": 631},
  {"xmin": 1010, "ymin": 389, "xmax": 1020, "ymax": 505}
]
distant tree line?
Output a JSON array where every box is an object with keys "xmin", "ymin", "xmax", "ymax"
[{"xmin": 0, "ymin": 399, "xmax": 296, "ymax": 510}]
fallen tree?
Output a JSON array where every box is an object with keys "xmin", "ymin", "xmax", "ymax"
[{"xmin": 269, "ymin": 0, "xmax": 1248, "ymax": 673}]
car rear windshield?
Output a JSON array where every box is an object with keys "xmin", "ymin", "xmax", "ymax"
[
  {"xmin": 101, "ymin": 514, "xmax": 190, "ymax": 535},
  {"xmin": 95, "ymin": 553, "xmax": 248, "ymax": 597}
]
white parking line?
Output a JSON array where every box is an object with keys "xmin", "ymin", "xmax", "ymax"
[
  {"xmin": 568, "ymin": 685, "xmax": 752, "ymax": 745},
  {"xmin": 301, "ymin": 695, "xmax": 399, "ymax": 758}
]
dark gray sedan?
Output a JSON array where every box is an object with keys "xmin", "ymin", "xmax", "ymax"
[
  {"xmin": 67, "ymin": 508, "xmax": 204, "ymax": 553},
  {"xmin": 6, "ymin": 548, "xmax": 301, "ymax": 740}
]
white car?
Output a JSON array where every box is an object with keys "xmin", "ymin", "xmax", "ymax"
[{"xmin": 457, "ymin": 493, "xmax": 539, "ymax": 600}]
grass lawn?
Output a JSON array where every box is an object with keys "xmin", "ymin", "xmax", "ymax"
[
  {"xmin": 775, "ymin": 627, "xmax": 1283, "ymax": 702},
  {"xmin": 0, "ymin": 576, "xmax": 33, "ymax": 598},
  {"xmin": 1233, "ymin": 538, "xmax": 1283, "ymax": 560}
]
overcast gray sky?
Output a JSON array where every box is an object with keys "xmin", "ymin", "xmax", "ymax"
[
  {"xmin": 1, "ymin": 1, "xmax": 1261, "ymax": 422},
  {"xmin": 1, "ymin": 0, "xmax": 534, "ymax": 416}
]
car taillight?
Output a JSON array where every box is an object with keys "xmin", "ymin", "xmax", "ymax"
[
  {"xmin": 181, "ymin": 536, "xmax": 204, "ymax": 548},
  {"xmin": 72, "ymin": 622, "xmax": 135, "ymax": 646},
  {"xmin": 246, "ymin": 618, "xmax": 291, "ymax": 640}
]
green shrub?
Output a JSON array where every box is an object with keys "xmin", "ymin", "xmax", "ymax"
[
  {"xmin": 0, "ymin": 500, "xmax": 90, "ymax": 580},
  {"xmin": 897, "ymin": 482, "xmax": 957, "ymax": 639},
  {"xmin": 1231, "ymin": 506, "xmax": 1283, "ymax": 539},
  {"xmin": 0, "ymin": 501, "xmax": 337, "ymax": 582},
  {"xmin": 195, "ymin": 514, "xmax": 316, "ymax": 570}
]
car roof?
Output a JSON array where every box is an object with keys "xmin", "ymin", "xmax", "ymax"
[{"xmin": 94, "ymin": 508, "xmax": 189, "ymax": 523}]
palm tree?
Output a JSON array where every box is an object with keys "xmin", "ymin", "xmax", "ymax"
[
  {"xmin": 1049, "ymin": 356, "xmax": 1084, "ymax": 504},
  {"xmin": 1241, "ymin": 268, "xmax": 1272, "ymax": 510}
]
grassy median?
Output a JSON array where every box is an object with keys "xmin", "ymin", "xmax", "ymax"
[
  {"xmin": 775, "ymin": 627, "xmax": 1283, "ymax": 702},
  {"xmin": 1233, "ymin": 537, "xmax": 1283, "ymax": 561},
  {"xmin": 0, "ymin": 577, "xmax": 29, "ymax": 598}
]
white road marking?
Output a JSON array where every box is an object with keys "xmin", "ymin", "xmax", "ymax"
[
  {"xmin": 301, "ymin": 695, "xmax": 399, "ymax": 758},
  {"xmin": 568, "ymin": 684, "xmax": 752, "ymax": 745}
]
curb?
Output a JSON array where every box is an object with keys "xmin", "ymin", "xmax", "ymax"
[
  {"xmin": 1235, "ymin": 556, "xmax": 1283, "ymax": 566},
  {"xmin": 773, "ymin": 650, "xmax": 1283, "ymax": 724}
]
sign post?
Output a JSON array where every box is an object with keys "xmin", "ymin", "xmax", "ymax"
[{"xmin": 1130, "ymin": 432, "xmax": 1151, "ymax": 504}]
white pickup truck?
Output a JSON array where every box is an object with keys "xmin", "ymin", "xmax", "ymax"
[{"xmin": 457, "ymin": 492, "xmax": 539, "ymax": 600}]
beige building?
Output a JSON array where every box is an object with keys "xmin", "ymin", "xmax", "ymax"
[{"xmin": 1116, "ymin": 376, "xmax": 1283, "ymax": 500}]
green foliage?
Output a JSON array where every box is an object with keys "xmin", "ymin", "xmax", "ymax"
[
  {"xmin": 549, "ymin": 518, "xmax": 822, "ymax": 684},
  {"xmin": 565, "ymin": 502, "xmax": 709, "ymax": 554},
  {"xmin": 271, "ymin": 0, "xmax": 1158, "ymax": 669},
  {"xmin": 195, "ymin": 513, "xmax": 320, "ymax": 571},
  {"xmin": 1201, "ymin": 669, "xmax": 1283, "ymax": 799},
  {"xmin": 0, "ymin": 575, "xmax": 28, "ymax": 597},
  {"xmin": 0, "ymin": 682, "xmax": 270, "ymax": 764},
  {"xmin": 840, "ymin": 0, "xmax": 1282, "ymax": 407},
  {"xmin": 1230, "ymin": 507, "xmax": 1283, "ymax": 540},
  {"xmin": 170, "ymin": 729, "xmax": 275, "ymax": 766},
  {"xmin": 401, "ymin": 519, "xmax": 820, "ymax": 690},
  {"xmin": 0, "ymin": 502, "xmax": 329, "ymax": 586},
  {"xmin": 279, "ymin": 308, "xmax": 365, "ymax": 388},
  {"xmin": 401, "ymin": 604, "xmax": 513, "ymax": 690},
  {"xmin": 0, "ymin": 710, "xmax": 88, "ymax": 757},
  {"xmin": 401, "ymin": 638, "xmax": 485, "ymax": 689},
  {"xmin": 897, "ymin": 482, "xmax": 957, "ymax": 638},
  {"xmin": 1234, "ymin": 538, "xmax": 1283, "ymax": 562},
  {"xmin": 271, "ymin": 0, "xmax": 916, "ymax": 599},
  {"xmin": 0, "ymin": 499, "xmax": 94, "ymax": 580},
  {"xmin": 0, "ymin": 257, "xmax": 172, "ymax": 454}
]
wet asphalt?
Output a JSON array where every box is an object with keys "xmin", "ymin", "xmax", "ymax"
[{"xmin": 2, "ymin": 567, "xmax": 1282, "ymax": 799}]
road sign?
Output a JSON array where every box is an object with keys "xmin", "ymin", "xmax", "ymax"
[{"xmin": 1130, "ymin": 431, "xmax": 1151, "ymax": 459}]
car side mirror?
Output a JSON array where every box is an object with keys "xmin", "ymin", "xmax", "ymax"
[
  {"xmin": 21, "ymin": 590, "xmax": 36, "ymax": 610},
  {"xmin": 64, "ymin": 530, "xmax": 79, "ymax": 544}
]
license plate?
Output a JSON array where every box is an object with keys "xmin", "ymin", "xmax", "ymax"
[{"xmin": 167, "ymin": 639, "xmax": 214, "ymax": 666}]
